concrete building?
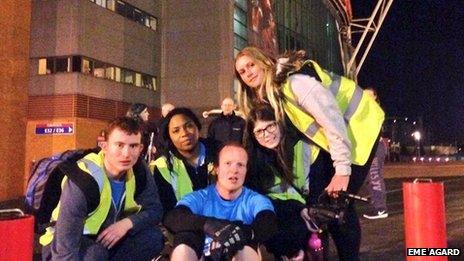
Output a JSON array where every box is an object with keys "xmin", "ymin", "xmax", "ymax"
[
  {"xmin": 0, "ymin": 1, "xmax": 31, "ymax": 201},
  {"xmin": 23, "ymin": 0, "xmax": 161, "ymax": 195},
  {"xmin": 1, "ymin": 0, "xmax": 351, "ymax": 200}
]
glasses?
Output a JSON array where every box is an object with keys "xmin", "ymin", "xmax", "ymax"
[{"xmin": 253, "ymin": 122, "xmax": 277, "ymax": 139}]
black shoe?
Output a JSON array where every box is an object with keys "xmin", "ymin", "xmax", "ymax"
[{"xmin": 363, "ymin": 210, "xmax": 388, "ymax": 219}]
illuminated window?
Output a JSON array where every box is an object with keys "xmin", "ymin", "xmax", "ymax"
[
  {"xmin": 105, "ymin": 66, "xmax": 115, "ymax": 80},
  {"xmin": 115, "ymin": 67, "xmax": 121, "ymax": 82},
  {"xmin": 95, "ymin": 0, "xmax": 106, "ymax": 8},
  {"xmin": 91, "ymin": 0, "xmax": 157, "ymax": 31},
  {"xmin": 36, "ymin": 56, "xmax": 156, "ymax": 91},
  {"xmin": 106, "ymin": 0, "xmax": 115, "ymax": 11},
  {"xmin": 151, "ymin": 77, "xmax": 156, "ymax": 90},
  {"xmin": 82, "ymin": 58, "xmax": 93, "ymax": 74},
  {"xmin": 135, "ymin": 73, "xmax": 142, "ymax": 87},
  {"xmin": 149, "ymin": 17, "xmax": 157, "ymax": 30},
  {"xmin": 93, "ymin": 61, "xmax": 106, "ymax": 78},
  {"xmin": 38, "ymin": 59, "xmax": 47, "ymax": 75}
]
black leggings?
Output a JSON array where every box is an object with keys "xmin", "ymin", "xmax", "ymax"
[
  {"xmin": 264, "ymin": 199, "xmax": 308, "ymax": 257},
  {"xmin": 307, "ymin": 146, "xmax": 376, "ymax": 261}
]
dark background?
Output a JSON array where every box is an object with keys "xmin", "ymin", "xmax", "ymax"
[{"xmin": 351, "ymin": 0, "xmax": 464, "ymax": 145}]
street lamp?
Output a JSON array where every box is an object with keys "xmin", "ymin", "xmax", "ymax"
[{"xmin": 412, "ymin": 131, "xmax": 421, "ymax": 157}]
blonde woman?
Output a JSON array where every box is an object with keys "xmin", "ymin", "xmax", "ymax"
[{"xmin": 235, "ymin": 47, "xmax": 384, "ymax": 260}]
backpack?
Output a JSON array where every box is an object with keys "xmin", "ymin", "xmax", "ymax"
[{"xmin": 25, "ymin": 148, "xmax": 101, "ymax": 231}]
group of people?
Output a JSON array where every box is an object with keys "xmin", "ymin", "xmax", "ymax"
[{"xmin": 40, "ymin": 46, "xmax": 385, "ymax": 261}]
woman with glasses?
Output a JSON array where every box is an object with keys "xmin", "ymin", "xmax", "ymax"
[
  {"xmin": 245, "ymin": 104, "xmax": 313, "ymax": 260},
  {"xmin": 236, "ymin": 47, "xmax": 384, "ymax": 260}
]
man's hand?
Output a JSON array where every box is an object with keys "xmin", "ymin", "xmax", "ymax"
[
  {"xmin": 97, "ymin": 218, "xmax": 133, "ymax": 249},
  {"xmin": 325, "ymin": 175, "xmax": 349, "ymax": 198}
]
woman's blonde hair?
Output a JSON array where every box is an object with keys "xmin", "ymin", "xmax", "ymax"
[
  {"xmin": 235, "ymin": 47, "xmax": 309, "ymax": 126},
  {"xmin": 235, "ymin": 46, "xmax": 285, "ymax": 124}
]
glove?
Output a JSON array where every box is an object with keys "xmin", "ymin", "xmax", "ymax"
[
  {"xmin": 203, "ymin": 218, "xmax": 230, "ymax": 238},
  {"xmin": 203, "ymin": 219, "xmax": 251, "ymax": 258},
  {"xmin": 211, "ymin": 225, "xmax": 247, "ymax": 259}
]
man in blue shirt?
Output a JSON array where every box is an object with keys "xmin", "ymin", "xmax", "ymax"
[{"xmin": 164, "ymin": 142, "xmax": 277, "ymax": 260}]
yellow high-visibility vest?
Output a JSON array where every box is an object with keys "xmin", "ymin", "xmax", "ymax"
[
  {"xmin": 152, "ymin": 156, "xmax": 194, "ymax": 200},
  {"xmin": 40, "ymin": 152, "xmax": 141, "ymax": 246},
  {"xmin": 282, "ymin": 60, "xmax": 384, "ymax": 166},
  {"xmin": 267, "ymin": 140, "xmax": 317, "ymax": 203}
]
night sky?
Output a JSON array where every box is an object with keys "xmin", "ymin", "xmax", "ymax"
[{"xmin": 351, "ymin": 0, "xmax": 464, "ymax": 144}]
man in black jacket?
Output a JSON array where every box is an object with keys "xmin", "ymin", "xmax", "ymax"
[{"xmin": 207, "ymin": 98, "xmax": 245, "ymax": 145}]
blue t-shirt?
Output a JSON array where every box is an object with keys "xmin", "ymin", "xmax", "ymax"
[
  {"xmin": 177, "ymin": 184, "xmax": 274, "ymax": 224},
  {"xmin": 109, "ymin": 178, "xmax": 125, "ymax": 210},
  {"xmin": 177, "ymin": 184, "xmax": 274, "ymax": 255}
]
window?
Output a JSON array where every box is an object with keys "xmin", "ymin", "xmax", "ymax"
[
  {"xmin": 37, "ymin": 56, "xmax": 157, "ymax": 91},
  {"xmin": 122, "ymin": 69, "xmax": 134, "ymax": 84},
  {"xmin": 134, "ymin": 9, "xmax": 144, "ymax": 24},
  {"xmin": 82, "ymin": 58, "xmax": 93, "ymax": 74},
  {"xmin": 142, "ymin": 75, "xmax": 153, "ymax": 90},
  {"xmin": 93, "ymin": 61, "xmax": 106, "ymax": 78},
  {"xmin": 55, "ymin": 57, "xmax": 69, "ymax": 73},
  {"xmin": 149, "ymin": 16, "xmax": 157, "ymax": 30},
  {"xmin": 46, "ymin": 58, "xmax": 55, "ymax": 74},
  {"xmin": 90, "ymin": 0, "xmax": 158, "ymax": 31},
  {"xmin": 106, "ymin": 0, "xmax": 115, "ymax": 11},
  {"xmin": 72, "ymin": 56, "xmax": 82, "ymax": 72},
  {"xmin": 115, "ymin": 1, "xmax": 126, "ymax": 16},
  {"xmin": 233, "ymin": 1, "xmax": 248, "ymax": 51},
  {"xmin": 105, "ymin": 66, "xmax": 115, "ymax": 80},
  {"xmin": 38, "ymin": 59, "xmax": 47, "ymax": 75},
  {"xmin": 95, "ymin": 0, "xmax": 106, "ymax": 8},
  {"xmin": 135, "ymin": 73, "xmax": 142, "ymax": 87},
  {"xmin": 115, "ymin": 67, "xmax": 121, "ymax": 82}
]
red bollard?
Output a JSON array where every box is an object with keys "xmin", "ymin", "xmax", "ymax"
[
  {"xmin": 403, "ymin": 179, "xmax": 447, "ymax": 261},
  {"xmin": 0, "ymin": 209, "xmax": 35, "ymax": 261}
]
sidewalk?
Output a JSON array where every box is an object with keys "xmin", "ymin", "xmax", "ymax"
[{"xmin": 384, "ymin": 162, "xmax": 464, "ymax": 178}]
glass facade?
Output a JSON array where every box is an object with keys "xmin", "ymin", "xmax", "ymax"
[
  {"xmin": 234, "ymin": 0, "xmax": 248, "ymax": 55},
  {"xmin": 273, "ymin": 0, "xmax": 343, "ymax": 73}
]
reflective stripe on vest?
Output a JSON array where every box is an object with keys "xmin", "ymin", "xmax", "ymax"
[
  {"xmin": 267, "ymin": 140, "xmax": 314, "ymax": 203},
  {"xmin": 40, "ymin": 152, "xmax": 141, "ymax": 246},
  {"xmin": 282, "ymin": 60, "xmax": 385, "ymax": 165},
  {"xmin": 153, "ymin": 156, "xmax": 193, "ymax": 200}
]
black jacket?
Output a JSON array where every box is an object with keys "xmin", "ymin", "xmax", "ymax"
[{"xmin": 207, "ymin": 112, "xmax": 246, "ymax": 144}]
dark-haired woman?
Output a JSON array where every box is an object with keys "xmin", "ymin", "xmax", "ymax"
[
  {"xmin": 151, "ymin": 107, "xmax": 218, "ymax": 212},
  {"xmin": 245, "ymin": 104, "xmax": 314, "ymax": 260}
]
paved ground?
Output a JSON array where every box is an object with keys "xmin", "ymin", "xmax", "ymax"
[
  {"xmin": 1, "ymin": 163, "xmax": 463, "ymax": 260},
  {"xmin": 354, "ymin": 174, "xmax": 464, "ymax": 261}
]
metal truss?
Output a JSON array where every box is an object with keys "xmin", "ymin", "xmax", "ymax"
[{"xmin": 347, "ymin": 0, "xmax": 394, "ymax": 78}]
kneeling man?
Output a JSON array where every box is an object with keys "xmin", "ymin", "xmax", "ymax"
[{"xmin": 41, "ymin": 117, "xmax": 164, "ymax": 260}]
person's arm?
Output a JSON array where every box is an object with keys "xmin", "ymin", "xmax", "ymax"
[
  {"xmin": 128, "ymin": 163, "xmax": 164, "ymax": 233},
  {"xmin": 289, "ymin": 74, "xmax": 351, "ymax": 193},
  {"xmin": 51, "ymin": 179, "xmax": 88, "ymax": 260},
  {"xmin": 163, "ymin": 205, "xmax": 207, "ymax": 233},
  {"xmin": 97, "ymin": 162, "xmax": 163, "ymax": 249},
  {"xmin": 290, "ymin": 74, "xmax": 351, "ymax": 175},
  {"xmin": 247, "ymin": 210, "xmax": 277, "ymax": 243}
]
